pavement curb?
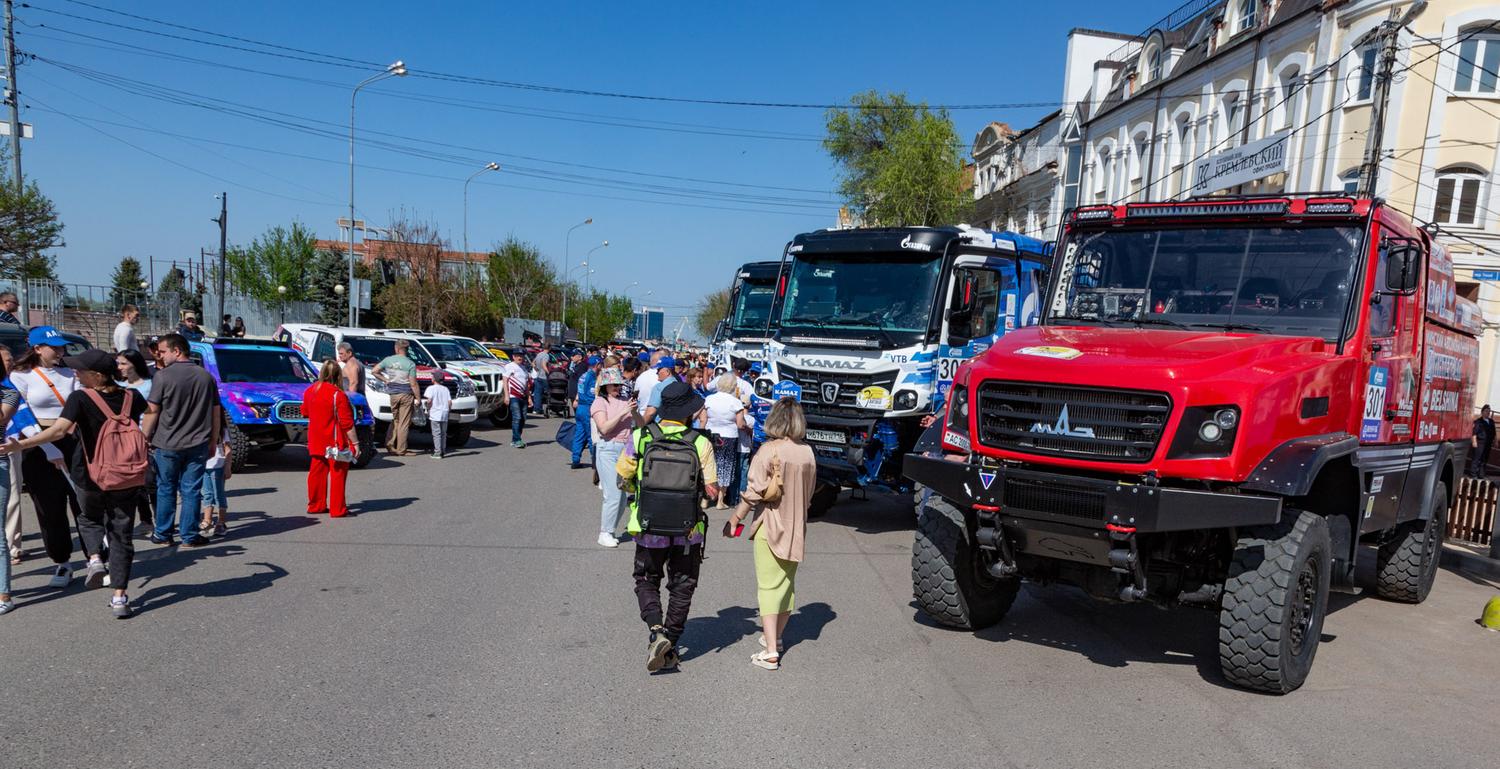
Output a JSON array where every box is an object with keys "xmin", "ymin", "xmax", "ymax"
[{"xmin": 1442, "ymin": 543, "xmax": 1500, "ymax": 581}]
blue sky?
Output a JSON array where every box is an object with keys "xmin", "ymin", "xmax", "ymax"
[{"xmin": 18, "ymin": 0, "xmax": 1152, "ymax": 331}]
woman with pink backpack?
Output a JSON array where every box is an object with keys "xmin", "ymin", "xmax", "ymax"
[{"xmin": 2, "ymin": 348, "xmax": 150, "ymax": 619}]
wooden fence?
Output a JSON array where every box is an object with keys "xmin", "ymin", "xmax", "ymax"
[{"xmin": 1449, "ymin": 476, "xmax": 1496, "ymax": 546}]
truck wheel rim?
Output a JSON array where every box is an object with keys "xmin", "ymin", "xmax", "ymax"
[{"xmin": 1289, "ymin": 559, "xmax": 1320, "ymax": 655}]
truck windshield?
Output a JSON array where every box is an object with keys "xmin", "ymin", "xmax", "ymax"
[
  {"xmin": 730, "ymin": 283, "xmax": 776, "ymax": 335},
  {"xmin": 344, "ymin": 337, "xmax": 436, "ymax": 367},
  {"xmin": 780, "ymin": 255, "xmax": 942, "ymax": 335},
  {"xmin": 419, "ymin": 339, "xmax": 483, "ymax": 363},
  {"xmin": 1048, "ymin": 224, "xmax": 1363, "ymax": 341},
  {"xmin": 215, "ymin": 349, "xmax": 317, "ymax": 384}
]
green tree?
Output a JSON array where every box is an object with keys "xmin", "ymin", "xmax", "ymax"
[
  {"xmin": 225, "ymin": 222, "xmax": 318, "ymax": 302},
  {"xmin": 307, "ymin": 247, "xmax": 348, "ymax": 326},
  {"xmin": 0, "ymin": 180, "xmax": 63, "ymax": 279},
  {"xmin": 694, "ymin": 287, "xmax": 732, "ymax": 339},
  {"xmin": 109, "ymin": 256, "xmax": 147, "ymax": 307},
  {"xmin": 824, "ymin": 90, "xmax": 968, "ymax": 226},
  {"xmin": 486, "ymin": 236, "xmax": 561, "ymax": 320}
]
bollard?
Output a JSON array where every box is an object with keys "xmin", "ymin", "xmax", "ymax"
[{"xmin": 1482, "ymin": 597, "xmax": 1500, "ymax": 631}]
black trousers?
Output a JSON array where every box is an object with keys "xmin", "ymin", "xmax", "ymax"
[
  {"xmin": 632, "ymin": 542, "xmax": 703, "ymax": 643},
  {"xmin": 1469, "ymin": 445, "xmax": 1491, "ymax": 477},
  {"xmin": 77, "ymin": 488, "xmax": 140, "ymax": 588},
  {"xmin": 21, "ymin": 439, "xmax": 84, "ymax": 564}
]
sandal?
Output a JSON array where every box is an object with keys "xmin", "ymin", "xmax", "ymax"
[
  {"xmin": 750, "ymin": 650, "xmax": 780, "ymax": 670},
  {"xmin": 756, "ymin": 634, "xmax": 785, "ymax": 653}
]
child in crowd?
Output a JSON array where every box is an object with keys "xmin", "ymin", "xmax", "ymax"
[
  {"xmin": 423, "ymin": 377, "xmax": 452, "ymax": 458},
  {"xmin": 200, "ymin": 433, "xmax": 232, "ymax": 536}
]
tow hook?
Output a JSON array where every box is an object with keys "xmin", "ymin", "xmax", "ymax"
[
  {"xmin": 973, "ymin": 504, "xmax": 1018, "ymax": 578},
  {"xmin": 1107, "ymin": 524, "xmax": 1148, "ymax": 602}
]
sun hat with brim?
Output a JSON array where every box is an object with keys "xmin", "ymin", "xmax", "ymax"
[
  {"xmin": 656, "ymin": 381, "xmax": 704, "ymax": 424},
  {"xmin": 27, "ymin": 326, "xmax": 66, "ymax": 347},
  {"xmin": 61, "ymin": 348, "xmax": 117, "ymax": 377},
  {"xmin": 596, "ymin": 366, "xmax": 627, "ymax": 394}
]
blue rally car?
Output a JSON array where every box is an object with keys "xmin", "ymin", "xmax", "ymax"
[{"xmin": 189, "ymin": 339, "xmax": 375, "ymax": 471}]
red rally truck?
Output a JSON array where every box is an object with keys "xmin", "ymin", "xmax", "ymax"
[{"xmin": 905, "ymin": 196, "xmax": 1481, "ymax": 694}]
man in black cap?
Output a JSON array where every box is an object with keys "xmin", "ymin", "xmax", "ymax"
[
  {"xmin": 1469, "ymin": 404, "xmax": 1495, "ymax": 478},
  {"xmin": 615, "ymin": 381, "xmax": 717, "ymax": 672}
]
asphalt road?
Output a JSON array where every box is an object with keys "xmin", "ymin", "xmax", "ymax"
[{"xmin": 2, "ymin": 418, "xmax": 1498, "ymax": 769}]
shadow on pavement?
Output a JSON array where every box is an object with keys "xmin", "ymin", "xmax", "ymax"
[
  {"xmin": 350, "ymin": 496, "xmax": 419, "ymax": 515},
  {"xmin": 816, "ymin": 489, "xmax": 915, "ymax": 535},
  {"xmin": 134, "ymin": 560, "xmax": 289, "ymax": 614},
  {"xmin": 782, "ymin": 602, "xmax": 837, "ymax": 652},
  {"xmin": 680, "ymin": 605, "xmax": 759, "ymax": 661},
  {"xmin": 226, "ymin": 486, "xmax": 277, "ymax": 498},
  {"xmin": 221, "ymin": 511, "xmax": 320, "ymax": 540}
]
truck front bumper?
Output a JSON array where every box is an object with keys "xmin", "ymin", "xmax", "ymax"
[{"xmin": 903, "ymin": 454, "xmax": 1282, "ymax": 533}]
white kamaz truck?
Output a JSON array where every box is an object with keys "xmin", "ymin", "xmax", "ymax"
[{"xmin": 710, "ymin": 261, "xmax": 782, "ymax": 374}]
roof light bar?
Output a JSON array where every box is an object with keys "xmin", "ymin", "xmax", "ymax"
[
  {"xmin": 1303, "ymin": 199, "xmax": 1356, "ymax": 215},
  {"xmin": 1072, "ymin": 207, "xmax": 1115, "ymax": 221},
  {"xmin": 1126, "ymin": 200, "xmax": 1290, "ymax": 218}
]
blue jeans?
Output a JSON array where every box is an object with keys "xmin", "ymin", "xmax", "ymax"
[
  {"xmin": 532, "ymin": 378, "xmax": 546, "ymax": 414},
  {"xmin": 510, "ymin": 397, "xmax": 527, "ymax": 444},
  {"xmin": 727, "ymin": 450, "xmax": 750, "ymax": 505},
  {"xmin": 570, "ymin": 403, "xmax": 594, "ymax": 465},
  {"xmin": 154, "ymin": 444, "xmax": 209, "ymax": 540},
  {"xmin": 202, "ymin": 465, "xmax": 227, "ymax": 509},
  {"xmin": 595, "ymin": 440, "xmax": 626, "ymax": 535}
]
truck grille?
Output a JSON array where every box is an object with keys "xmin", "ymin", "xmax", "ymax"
[
  {"xmin": 275, "ymin": 401, "xmax": 306, "ymax": 423},
  {"xmin": 777, "ymin": 363, "xmax": 898, "ymax": 417},
  {"xmin": 1003, "ymin": 476, "xmax": 1105, "ymax": 521},
  {"xmin": 976, "ymin": 381, "xmax": 1170, "ymax": 463}
]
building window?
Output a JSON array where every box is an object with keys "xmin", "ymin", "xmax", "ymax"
[
  {"xmin": 1453, "ymin": 31, "xmax": 1500, "ymax": 95},
  {"xmin": 1355, "ymin": 46, "xmax": 1378, "ymax": 101},
  {"xmin": 1219, "ymin": 94, "xmax": 1244, "ymax": 148},
  {"xmin": 1174, "ymin": 116, "xmax": 1196, "ymax": 196},
  {"xmin": 1340, "ymin": 169, "xmax": 1360, "ymax": 194},
  {"xmin": 1432, "ymin": 168, "xmax": 1486, "ymax": 226},
  {"xmin": 1277, "ymin": 69, "xmax": 1303, "ymax": 130},
  {"xmin": 1237, "ymin": 0, "xmax": 1258, "ymax": 33},
  {"xmin": 1145, "ymin": 47, "xmax": 1162, "ymax": 83},
  {"xmin": 1062, "ymin": 145, "xmax": 1082, "ymax": 211}
]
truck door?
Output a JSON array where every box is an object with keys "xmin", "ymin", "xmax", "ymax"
[
  {"xmin": 1359, "ymin": 232, "xmax": 1423, "ymax": 534},
  {"xmin": 937, "ymin": 255, "xmax": 1016, "ymax": 407}
]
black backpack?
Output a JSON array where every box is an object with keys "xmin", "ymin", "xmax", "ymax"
[{"xmin": 636, "ymin": 423, "xmax": 705, "ymax": 536}]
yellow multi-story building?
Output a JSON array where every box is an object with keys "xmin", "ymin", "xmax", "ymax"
[{"xmin": 1057, "ymin": 0, "xmax": 1500, "ymax": 402}]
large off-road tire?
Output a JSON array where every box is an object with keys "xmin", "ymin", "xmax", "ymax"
[
  {"xmin": 226, "ymin": 420, "xmax": 251, "ymax": 473},
  {"xmin": 808, "ymin": 483, "xmax": 839, "ymax": 518},
  {"xmin": 1375, "ymin": 481, "xmax": 1447, "ymax": 603},
  {"xmin": 1219, "ymin": 510, "xmax": 1331, "ymax": 694},
  {"xmin": 352, "ymin": 425, "xmax": 375, "ymax": 469},
  {"xmin": 449, "ymin": 424, "xmax": 472, "ymax": 449},
  {"xmin": 912, "ymin": 497, "xmax": 1018, "ymax": 630}
]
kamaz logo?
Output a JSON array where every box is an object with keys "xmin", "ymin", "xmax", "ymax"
[
  {"xmin": 798, "ymin": 359, "xmax": 863, "ymax": 370},
  {"xmin": 1030, "ymin": 405, "xmax": 1096, "ymax": 438}
]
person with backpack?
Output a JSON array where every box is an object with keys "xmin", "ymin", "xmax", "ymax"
[
  {"xmin": 614, "ymin": 380, "xmax": 717, "ymax": 672},
  {"xmin": 2, "ymin": 349, "xmax": 150, "ymax": 618}
]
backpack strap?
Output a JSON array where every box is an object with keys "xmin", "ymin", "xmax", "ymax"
[
  {"xmin": 645, "ymin": 422, "xmax": 666, "ymax": 443},
  {"xmin": 81, "ymin": 388, "xmax": 124, "ymax": 421}
]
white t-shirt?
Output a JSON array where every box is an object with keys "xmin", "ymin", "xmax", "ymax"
[
  {"xmin": 502, "ymin": 360, "xmax": 529, "ymax": 399},
  {"xmin": 423, "ymin": 382, "xmax": 452, "ymax": 421},
  {"xmin": 739, "ymin": 410, "xmax": 756, "ymax": 453},
  {"xmin": 634, "ymin": 374, "xmax": 659, "ymax": 415},
  {"xmin": 112, "ymin": 321, "xmax": 136, "ymax": 353},
  {"xmin": 12, "ymin": 367, "xmax": 80, "ymax": 420},
  {"xmin": 735, "ymin": 377, "xmax": 753, "ymax": 404},
  {"xmin": 703, "ymin": 391, "xmax": 745, "ymax": 440}
]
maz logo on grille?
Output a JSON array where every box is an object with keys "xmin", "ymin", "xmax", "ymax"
[{"xmin": 1029, "ymin": 404, "xmax": 1096, "ymax": 438}]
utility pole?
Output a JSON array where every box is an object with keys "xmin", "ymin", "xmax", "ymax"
[
  {"xmin": 214, "ymin": 193, "xmax": 227, "ymax": 331},
  {"xmin": 1358, "ymin": 2, "xmax": 1426, "ymax": 197},
  {"xmin": 5, "ymin": 0, "xmax": 25, "ymax": 319}
]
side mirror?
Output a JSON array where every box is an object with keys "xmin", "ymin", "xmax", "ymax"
[
  {"xmin": 946, "ymin": 307, "xmax": 973, "ymax": 345},
  {"xmin": 1385, "ymin": 244, "xmax": 1422, "ymax": 294}
]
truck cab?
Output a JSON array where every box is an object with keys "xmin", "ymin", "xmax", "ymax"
[
  {"xmin": 906, "ymin": 196, "xmax": 1481, "ymax": 694},
  {"xmin": 711, "ymin": 261, "xmax": 783, "ymax": 374},
  {"xmin": 755, "ymin": 225, "xmax": 1050, "ymax": 514}
]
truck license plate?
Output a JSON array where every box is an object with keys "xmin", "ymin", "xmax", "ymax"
[{"xmin": 806, "ymin": 428, "xmax": 847, "ymax": 445}]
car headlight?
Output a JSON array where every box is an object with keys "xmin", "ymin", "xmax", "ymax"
[
  {"xmin": 895, "ymin": 390, "xmax": 918, "ymax": 410},
  {"xmin": 247, "ymin": 403, "xmax": 271, "ymax": 419},
  {"xmin": 1168, "ymin": 405, "xmax": 1240, "ymax": 459},
  {"xmin": 456, "ymin": 376, "xmax": 476, "ymax": 397},
  {"xmin": 754, "ymin": 378, "xmax": 773, "ymax": 398},
  {"xmin": 367, "ymin": 377, "xmax": 390, "ymax": 394}
]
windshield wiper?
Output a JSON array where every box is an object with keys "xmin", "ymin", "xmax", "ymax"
[
  {"xmin": 1131, "ymin": 316, "xmax": 1191, "ymax": 330},
  {"xmin": 1187, "ymin": 321, "xmax": 1273, "ymax": 334},
  {"xmin": 784, "ymin": 315, "xmax": 833, "ymax": 328}
]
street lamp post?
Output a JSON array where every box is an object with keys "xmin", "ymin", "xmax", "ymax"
[
  {"xmin": 583, "ymin": 240, "xmax": 609, "ymax": 342},
  {"xmin": 463, "ymin": 162, "xmax": 500, "ymax": 262},
  {"xmin": 277, "ymin": 285, "xmax": 288, "ymax": 325},
  {"xmin": 561, "ymin": 217, "xmax": 592, "ymax": 334},
  {"xmin": 348, "ymin": 59, "xmax": 407, "ymax": 327}
]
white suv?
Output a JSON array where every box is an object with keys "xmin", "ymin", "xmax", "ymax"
[
  {"xmin": 275, "ymin": 324, "xmax": 480, "ymax": 447},
  {"xmin": 405, "ymin": 334, "xmax": 514, "ymax": 426}
]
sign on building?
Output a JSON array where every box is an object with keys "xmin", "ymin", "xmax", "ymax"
[{"xmin": 1190, "ymin": 131, "xmax": 1290, "ymax": 196}]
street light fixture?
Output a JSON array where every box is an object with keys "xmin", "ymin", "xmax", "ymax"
[
  {"xmin": 348, "ymin": 59, "xmax": 408, "ymax": 327},
  {"xmin": 561, "ymin": 217, "xmax": 592, "ymax": 332},
  {"xmin": 463, "ymin": 161, "xmax": 501, "ymax": 261},
  {"xmin": 277, "ymin": 284, "xmax": 288, "ymax": 325},
  {"xmin": 583, "ymin": 240, "xmax": 609, "ymax": 342}
]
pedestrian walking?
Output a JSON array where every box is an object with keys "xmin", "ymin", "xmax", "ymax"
[
  {"xmin": 1469, "ymin": 404, "xmax": 1495, "ymax": 478},
  {"xmin": 724, "ymin": 397, "xmax": 817, "ymax": 670},
  {"xmin": 0, "ymin": 291, "xmax": 19, "ymax": 325},
  {"xmin": 423, "ymin": 376, "xmax": 452, "ymax": 459},
  {"xmin": 4, "ymin": 348, "xmax": 151, "ymax": 618},
  {"xmin": 502, "ymin": 352, "xmax": 530, "ymax": 448},
  {"xmin": 372, "ymin": 339, "xmax": 420, "ymax": 456},
  {"xmin": 531, "ymin": 347, "xmax": 550, "ymax": 416},
  {"xmin": 704, "ymin": 374, "xmax": 748, "ymax": 509},
  {"xmin": 11, "ymin": 326, "xmax": 88, "ymax": 587},
  {"xmin": 590, "ymin": 367, "xmax": 634, "ymax": 548},
  {"xmin": 336, "ymin": 342, "xmax": 365, "ymax": 396},
  {"xmin": 199, "ymin": 433, "xmax": 231, "ymax": 536},
  {"xmin": 616, "ymin": 381, "xmax": 718, "ymax": 672},
  {"xmin": 639, "ymin": 357, "xmax": 678, "ymax": 423},
  {"xmin": 117, "ymin": 349, "xmax": 155, "ymax": 529},
  {"xmin": 302, "ymin": 360, "xmax": 360, "ymax": 516},
  {"xmin": 569, "ymin": 356, "xmax": 600, "ymax": 470},
  {"xmin": 142, "ymin": 333, "xmax": 220, "ymax": 548},
  {"xmin": 113, "ymin": 304, "xmax": 140, "ymax": 354},
  {"xmin": 177, "ymin": 312, "xmax": 206, "ymax": 342}
]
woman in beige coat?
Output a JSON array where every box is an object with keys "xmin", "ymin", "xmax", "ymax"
[{"xmin": 724, "ymin": 397, "xmax": 817, "ymax": 670}]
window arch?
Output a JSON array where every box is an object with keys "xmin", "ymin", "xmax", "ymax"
[
  {"xmin": 1095, "ymin": 142, "xmax": 1117, "ymax": 201},
  {"xmin": 1453, "ymin": 23, "xmax": 1500, "ymax": 95},
  {"xmin": 1274, "ymin": 67, "xmax": 1304, "ymax": 131},
  {"xmin": 1432, "ymin": 166, "xmax": 1487, "ymax": 226},
  {"xmin": 1217, "ymin": 90, "xmax": 1246, "ymax": 148},
  {"xmin": 1236, "ymin": 0, "xmax": 1259, "ymax": 33},
  {"xmin": 1173, "ymin": 113, "xmax": 1198, "ymax": 196},
  {"xmin": 1352, "ymin": 44, "xmax": 1378, "ymax": 102},
  {"xmin": 1144, "ymin": 46, "xmax": 1162, "ymax": 83}
]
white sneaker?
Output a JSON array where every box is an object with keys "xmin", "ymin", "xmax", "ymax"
[
  {"xmin": 47, "ymin": 564, "xmax": 72, "ymax": 589},
  {"xmin": 597, "ymin": 532, "xmax": 619, "ymax": 548}
]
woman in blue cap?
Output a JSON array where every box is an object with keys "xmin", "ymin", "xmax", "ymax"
[{"xmin": 9, "ymin": 326, "xmax": 87, "ymax": 589}]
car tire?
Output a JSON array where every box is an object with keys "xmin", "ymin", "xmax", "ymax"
[
  {"xmin": 489, "ymin": 401, "xmax": 511, "ymax": 428},
  {"xmin": 911, "ymin": 497, "xmax": 1017, "ymax": 630},
  {"xmin": 352, "ymin": 425, "xmax": 375, "ymax": 469},
  {"xmin": 808, "ymin": 483, "xmax": 839, "ymax": 518},
  {"xmin": 1374, "ymin": 481, "xmax": 1446, "ymax": 603},
  {"xmin": 1219, "ymin": 509, "xmax": 1331, "ymax": 694},
  {"xmin": 450, "ymin": 424, "xmax": 472, "ymax": 449},
  {"xmin": 226, "ymin": 419, "xmax": 251, "ymax": 473}
]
